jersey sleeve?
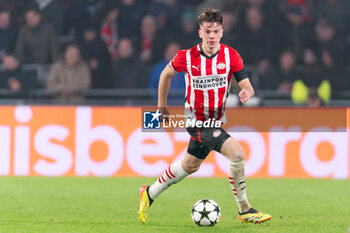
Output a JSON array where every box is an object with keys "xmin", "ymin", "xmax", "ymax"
[
  {"xmin": 169, "ymin": 50, "xmax": 186, "ymax": 73},
  {"xmin": 231, "ymin": 49, "xmax": 244, "ymax": 73}
]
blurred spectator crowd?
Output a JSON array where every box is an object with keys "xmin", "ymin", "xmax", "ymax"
[{"xmin": 0, "ymin": 0, "xmax": 349, "ymax": 104}]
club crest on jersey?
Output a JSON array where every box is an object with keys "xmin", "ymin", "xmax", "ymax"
[{"xmin": 216, "ymin": 63, "xmax": 226, "ymax": 69}]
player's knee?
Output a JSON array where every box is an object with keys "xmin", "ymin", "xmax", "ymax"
[
  {"xmin": 187, "ymin": 164, "xmax": 200, "ymax": 174},
  {"xmin": 182, "ymin": 162, "xmax": 200, "ymax": 174},
  {"xmin": 231, "ymin": 147, "xmax": 245, "ymax": 161}
]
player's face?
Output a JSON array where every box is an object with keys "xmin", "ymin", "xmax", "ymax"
[{"xmin": 199, "ymin": 22, "xmax": 223, "ymax": 50}]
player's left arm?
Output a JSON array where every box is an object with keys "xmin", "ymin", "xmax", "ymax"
[
  {"xmin": 238, "ymin": 78, "xmax": 255, "ymax": 103},
  {"xmin": 231, "ymin": 49, "xmax": 255, "ymax": 103}
]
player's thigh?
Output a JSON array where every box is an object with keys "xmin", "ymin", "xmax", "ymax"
[
  {"xmin": 220, "ymin": 137, "xmax": 245, "ymax": 161},
  {"xmin": 181, "ymin": 152, "xmax": 204, "ymax": 174}
]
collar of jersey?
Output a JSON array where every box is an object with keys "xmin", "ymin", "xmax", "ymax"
[{"xmin": 197, "ymin": 44, "xmax": 220, "ymax": 60}]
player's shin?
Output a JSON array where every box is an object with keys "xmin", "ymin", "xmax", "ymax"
[
  {"xmin": 228, "ymin": 159, "xmax": 251, "ymax": 213},
  {"xmin": 148, "ymin": 160, "xmax": 188, "ymax": 200}
]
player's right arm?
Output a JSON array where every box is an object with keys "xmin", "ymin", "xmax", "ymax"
[
  {"xmin": 158, "ymin": 65, "xmax": 177, "ymax": 110},
  {"xmin": 158, "ymin": 49, "xmax": 186, "ymax": 119}
]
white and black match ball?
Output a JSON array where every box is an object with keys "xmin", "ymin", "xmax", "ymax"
[{"xmin": 191, "ymin": 199, "xmax": 221, "ymax": 227}]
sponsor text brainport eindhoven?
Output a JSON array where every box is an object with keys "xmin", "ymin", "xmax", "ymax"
[{"xmin": 192, "ymin": 75, "xmax": 226, "ymax": 90}]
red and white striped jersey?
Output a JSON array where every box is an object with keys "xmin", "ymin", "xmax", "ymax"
[{"xmin": 169, "ymin": 43, "xmax": 244, "ymax": 124}]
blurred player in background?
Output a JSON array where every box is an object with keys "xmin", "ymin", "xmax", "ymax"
[{"xmin": 139, "ymin": 8, "xmax": 272, "ymax": 224}]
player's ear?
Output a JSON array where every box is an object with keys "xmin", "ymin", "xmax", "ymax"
[{"xmin": 198, "ymin": 28, "xmax": 202, "ymax": 39}]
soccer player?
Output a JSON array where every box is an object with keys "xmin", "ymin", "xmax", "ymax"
[{"xmin": 138, "ymin": 8, "xmax": 272, "ymax": 224}]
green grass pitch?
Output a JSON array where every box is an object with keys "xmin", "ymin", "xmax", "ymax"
[{"xmin": 0, "ymin": 177, "xmax": 349, "ymax": 233}]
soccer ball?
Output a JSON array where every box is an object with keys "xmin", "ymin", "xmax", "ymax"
[{"xmin": 191, "ymin": 198, "xmax": 221, "ymax": 226}]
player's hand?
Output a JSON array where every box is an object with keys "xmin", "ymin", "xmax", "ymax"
[
  {"xmin": 239, "ymin": 89, "xmax": 250, "ymax": 103},
  {"xmin": 158, "ymin": 107, "xmax": 170, "ymax": 122}
]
